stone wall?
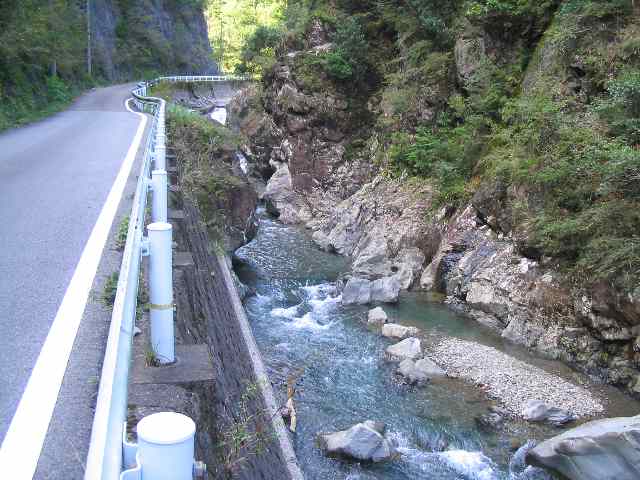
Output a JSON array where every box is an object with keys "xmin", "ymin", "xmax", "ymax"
[{"xmin": 176, "ymin": 200, "xmax": 302, "ymax": 480}]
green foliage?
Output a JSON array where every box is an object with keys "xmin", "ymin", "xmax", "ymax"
[
  {"xmin": 206, "ymin": 0, "xmax": 285, "ymax": 73},
  {"xmin": 238, "ymin": 25, "xmax": 283, "ymax": 74},
  {"xmin": 608, "ymin": 69, "xmax": 640, "ymax": 118},
  {"xmin": 0, "ymin": 0, "xmax": 88, "ymax": 131},
  {"xmin": 558, "ymin": 0, "xmax": 632, "ymax": 19},
  {"xmin": 390, "ymin": 118, "xmax": 482, "ymax": 205},
  {"xmin": 328, "ymin": 16, "xmax": 369, "ymax": 83},
  {"xmin": 102, "ymin": 272, "xmax": 120, "ymax": 308},
  {"xmin": 324, "ymin": 51, "xmax": 353, "ymax": 80},
  {"xmin": 115, "ymin": 215, "xmax": 130, "ymax": 250},
  {"xmin": 166, "ymin": 105, "xmax": 244, "ymax": 243}
]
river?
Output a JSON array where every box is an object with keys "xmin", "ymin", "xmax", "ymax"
[{"xmin": 234, "ymin": 208, "xmax": 637, "ymax": 480}]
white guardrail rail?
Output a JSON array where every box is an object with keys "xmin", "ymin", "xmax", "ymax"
[{"xmin": 84, "ymin": 75, "xmax": 251, "ymax": 480}]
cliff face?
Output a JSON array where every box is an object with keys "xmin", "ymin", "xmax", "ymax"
[
  {"xmin": 92, "ymin": 0, "xmax": 216, "ymax": 80},
  {"xmin": 230, "ymin": 2, "xmax": 640, "ymax": 396}
]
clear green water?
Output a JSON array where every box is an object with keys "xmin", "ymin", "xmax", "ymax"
[{"xmin": 235, "ymin": 210, "xmax": 638, "ymax": 480}]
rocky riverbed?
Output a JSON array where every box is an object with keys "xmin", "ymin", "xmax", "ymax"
[
  {"xmin": 233, "ymin": 208, "xmax": 640, "ymax": 480},
  {"xmin": 428, "ymin": 338, "xmax": 604, "ymax": 419}
]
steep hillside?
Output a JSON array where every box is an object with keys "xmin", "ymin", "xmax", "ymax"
[
  {"xmin": 230, "ymin": 0, "xmax": 640, "ymax": 395},
  {"xmin": 0, "ymin": 0, "xmax": 215, "ymax": 130}
]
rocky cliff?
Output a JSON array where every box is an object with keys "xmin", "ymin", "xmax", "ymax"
[
  {"xmin": 92, "ymin": 0, "xmax": 216, "ymax": 80},
  {"xmin": 229, "ymin": 1, "xmax": 640, "ymax": 396}
]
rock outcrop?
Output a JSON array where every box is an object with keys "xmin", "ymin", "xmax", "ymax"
[
  {"xmin": 318, "ymin": 421, "xmax": 397, "ymax": 462},
  {"xmin": 526, "ymin": 415, "xmax": 640, "ymax": 480},
  {"xmin": 229, "ymin": 9, "xmax": 640, "ymax": 398},
  {"xmin": 92, "ymin": 0, "xmax": 216, "ymax": 81}
]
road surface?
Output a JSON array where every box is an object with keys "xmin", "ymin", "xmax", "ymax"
[{"xmin": 0, "ymin": 83, "xmax": 147, "ymax": 478}]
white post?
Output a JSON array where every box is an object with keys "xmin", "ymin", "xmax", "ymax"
[
  {"xmin": 147, "ymin": 222, "xmax": 174, "ymax": 364},
  {"xmin": 136, "ymin": 412, "xmax": 195, "ymax": 480},
  {"xmin": 151, "ymin": 170, "xmax": 168, "ymax": 223},
  {"xmin": 155, "ymin": 131, "xmax": 166, "ymax": 171}
]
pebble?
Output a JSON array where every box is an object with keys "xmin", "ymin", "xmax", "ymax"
[{"xmin": 428, "ymin": 338, "xmax": 604, "ymax": 418}]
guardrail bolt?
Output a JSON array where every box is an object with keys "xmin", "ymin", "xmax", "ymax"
[{"xmin": 147, "ymin": 222, "xmax": 174, "ymax": 364}]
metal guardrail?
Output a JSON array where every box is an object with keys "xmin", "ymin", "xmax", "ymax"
[{"xmin": 85, "ymin": 75, "xmax": 248, "ymax": 480}]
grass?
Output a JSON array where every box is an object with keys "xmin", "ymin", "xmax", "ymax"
[
  {"xmin": 115, "ymin": 215, "xmax": 130, "ymax": 250},
  {"xmin": 102, "ymin": 272, "xmax": 119, "ymax": 309}
]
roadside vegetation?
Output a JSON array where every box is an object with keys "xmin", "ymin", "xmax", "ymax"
[
  {"xmin": 237, "ymin": 0, "xmax": 640, "ymax": 293},
  {"xmin": 0, "ymin": 0, "xmax": 91, "ymax": 131}
]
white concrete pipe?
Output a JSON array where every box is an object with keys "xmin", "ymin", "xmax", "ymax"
[
  {"xmin": 137, "ymin": 412, "xmax": 195, "ymax": 480},
  {"xmin": 151, "ymin": 170, "xmax": 168, "ymax": 223},
  {"xmin": 147, "ymin": 222, "xmax": 174, "ymax": 364}
]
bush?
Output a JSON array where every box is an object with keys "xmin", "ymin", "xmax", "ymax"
[
  {"xmin": 238, "ymin": 25, "xmax": 283, "ymax": 74},
  {"xmin": 325, "ymin": 50, "xmax": 353, "ymax": 80},
  {"xmin": 46, "ymin": 76, "xmax": 71, "ymax": 103},
  {"xmin": 328, "ymin": 16, "xmax": 369, "ymax": 83}
]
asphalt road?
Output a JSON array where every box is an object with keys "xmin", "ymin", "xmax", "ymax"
[{"xmin": 0, "ymin": 84, "xmax": 145, "ymax": 478}]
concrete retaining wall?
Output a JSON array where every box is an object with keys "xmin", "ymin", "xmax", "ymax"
[{"xmin": 175, "ymin": 200, "xmax": 303, "ymax": 480}]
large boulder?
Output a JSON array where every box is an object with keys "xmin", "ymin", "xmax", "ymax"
[
  {"xmin": 385, "ymin": 338, "xmax": 422, "ymax": 361},
  {"xmin": 397, "ymin": 358, "xmax": 445, "ymax": 385},
  {"xmin": 371, "ymin": 276, "xmax": 401, "ymax": 303},
  {"xmin": 263, "ymin": 162, "xmax": 310, "ymax": 224},
  {"xmin": 522, "ymin": 400, "xmax": 575, "ymax": 426},
  {"xmin": 342, "ymin": 277, "xmax": 372, "ymax": 305},
  {"xmin": 393, "ymin": 247, "xmax": 426, "ymax": 290},
  {"xmin": 382, "ymin": 323, "xmax": 420, "ymax": 340},
  {"xmin": 367, "ymin": 307, "xmax": 388, "ymax": 326},
  {"xmin": 526, "ymin": 415, "xmax": 640, "ymax": 480},
  {"xmin": 318, "ymin": 420, "xmax": 397, "ymax": 462}
]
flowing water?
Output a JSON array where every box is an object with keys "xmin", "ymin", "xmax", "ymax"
[{"xmin": 235, "ymin": 209, "xmax": 638, "ymax": 480}]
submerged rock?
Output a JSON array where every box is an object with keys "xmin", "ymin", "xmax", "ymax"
[
  {"xmin": 475, "ymin": 412, "xmax": 504, "ymax": 432},
  {"xmin": 342, "ymin": 277, "xmax": 372, "ymax": 305},
  {"xmin": 522, "ymin": 400, "xmax": 575, "ymax": 426},
  {"xmin": 397, "ymin": 358, "xmax": 445, "ymax": 385},
  {"xmin": 386, "ymin": 338, "xmax": 422, "ymax": 361},
  {"xmin": 526, "ymin": 415, "xmax": 640, "ymax": 480},
  {"xmin": 367, "ymin": 307, "xmax": 388, "ymax": 325},
  {"xmin": 318, "ymin": 420, "xmax": 397, "ymax": 462},
  {"xmin": 382, "ymin": 323, "xmax": 419, "ymax": 340}
]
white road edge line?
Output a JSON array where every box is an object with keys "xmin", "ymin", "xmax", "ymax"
[{"xmin": 0, "ymin": 98, "xmax": 147, "ymax": 479}]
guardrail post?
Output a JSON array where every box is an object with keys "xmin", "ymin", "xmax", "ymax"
[
  {"xmin": 136, "ymin": 412, "xmax": 197, "ymax": 480},
  {"xmin": 151, "ymin": 170, "xmax": 168, "ymax": 223},
  {"xmin": 155, "ymin": 112, "xmax": 166, "ymax": 170},
  {"xmin": 147, "ymin": 222, "xmax": 174, "ymax": 364}
]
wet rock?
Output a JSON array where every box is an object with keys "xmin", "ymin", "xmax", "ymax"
[
  {"xmin": 526, "ymin": 415, "xmax": 640, "ymax": 480},
  {"xmin": 510, "ymin": 441, "xmax": 554, "ymax": 480},
  {"xmin": 393, "ymin": 247, "xmax": 426, "ymax": 290},
  {"xmin": 522, "ymin": 400, "xmax": 575, "ymax": 426},
  {"xmin": 367, "ymin": 307, "xmax": 388, "ymax": 326},
  {"xmin": 397, "ymin": 358, "xmax": 446, "ymax": 385},
  {"xmin": 386, "ymin": 338, "xmax": 422, "ymax": 361},
  {"xmin": 382, "ymin": 323, "xmax": 419, "ymax": 340},
  {"xmin": 318, "ymin": 420, "xmax": 397, "ymax": 462},
  {"xmin": 342, "ymin": 277, "xmax": 372, "ymax": 305},
  {"xmin": 475, "ymin": 412, "xmax": 504, "ymax": 432},
  {"xmin": 371, "ymin": 276, "xmax": 401, "ymax": 303}
]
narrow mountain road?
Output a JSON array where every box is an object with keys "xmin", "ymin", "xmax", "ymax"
[{"xmin": 0, "ymin": 84, "xmax": 148, "ymax": 478}]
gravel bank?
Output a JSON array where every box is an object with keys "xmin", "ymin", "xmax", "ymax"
[{"xmin": 429, "ymin": 338, "xmax": 604, "ymax": 418}]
